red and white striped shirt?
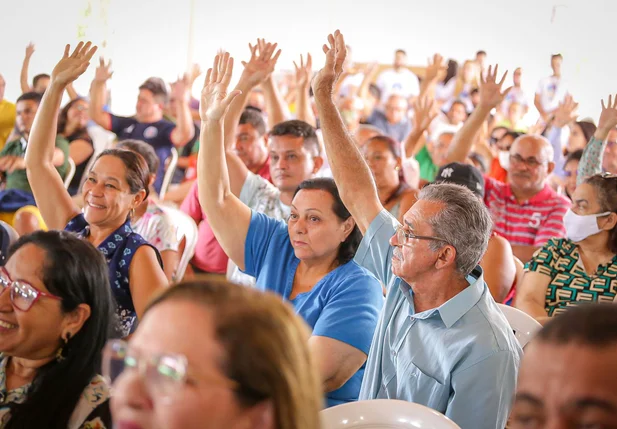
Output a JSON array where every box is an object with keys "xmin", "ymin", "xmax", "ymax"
[{"xmin": 484, "ymin": 177, "xmax": 570, "ymax": 247}]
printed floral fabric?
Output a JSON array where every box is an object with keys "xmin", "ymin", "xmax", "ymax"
[
  {"xmin": 131, "ymin": 199, "xmax": 179, "ymax": 253},
  {"xmin": 65, "ymin": 213, "xmax": 162, "ymax": 337},
  {"xmin": 0, "ymin": 355, "xmax": 111, "ymax": 428}
]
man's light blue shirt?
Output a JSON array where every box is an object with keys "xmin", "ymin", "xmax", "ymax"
[{"xmin": 356, "ymin": 209, "xmax": 522, "ymax": 429}]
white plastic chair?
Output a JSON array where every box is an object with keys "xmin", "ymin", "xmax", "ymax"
[
  {"xmin": 321, "ymin": 399, "xmax": 461, "ymax": 429},
  {"xmin": 497, "ymin": 303, "xmax": 542, "ymax": 348},
  {"xmin": 63, "ymin": 158, "xmax": 76, "ymax": 189},
  {"xmin": 159, "ymin": 147, "xmax": 179, "ymax": 200},
  {"xmin": 160, "ymin": 204, "xmax": 198, "ymax": 282}
]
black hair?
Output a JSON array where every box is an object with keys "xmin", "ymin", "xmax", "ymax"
[
  {"xmin": 575, "ymin": 121, "xmax": 597, "ymax": 145},
  {"xmin": 443, "ymin": 59, "xmax": 458, "ymax": 85},
  {"xmin": 537, "ymin": 303, "xmax": 617, "ymax": 347},
  {"xmin": 395, "ymin": 49, "xmax": 407, "ymax": 56},
  {"xmin": 499, "ymin": 131, "xmax": 524, "ymax": 149},
  {"xmin": 476, "ymin": 50, "xmax": 487, "ymax": 57},
  {"xmin": 239, "ymin": 109, "xmax": 267, "ymax": 136},
  {"xmin": 5, "ymin": 230, "xmax": 114, "ymax": 429},
  {"xmin": 116, "ymin": 139, "xmax": 160, "ymax": 178},
  {"xmin": 269, "ymin": 120, "xmax": 320, "ymax": 157},
  {"xmin": 32, "ymin": 74, "xmax": 50, "ymax": 90},
  {"xmin": 551, "ymin": 53, "xmax": 563, "ymax": 61},
  {"xmin": 92, "ymin": 149, "xmax": 151, "ymax": 200},
  {"xmin": 565, "ymin": 149, "xmax": 584, "ymax": 166},
  {"xmin": 450, "ymin": 99, "xmax": 468, "ymax": 111},
  {"xmin": 16, "ymin": 92, "xmax": 43, "ymax": 105},
  {"xmin": 293, "ymin": 178, "xmax": 361, "ymax": 266},
  {"xmin": 57, "ymin": 98, "xmax": 87, "ymax": 135},
  {"xmin": 583, "ymin": 174, "xmax": 617, "ymax": 253}
]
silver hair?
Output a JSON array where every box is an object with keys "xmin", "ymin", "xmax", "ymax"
[{"xmin": 419, "ymin": 183, "xmax": 493, "ymax": 276}]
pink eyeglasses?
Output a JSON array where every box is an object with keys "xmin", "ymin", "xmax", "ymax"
[{"xmin": 0, "ymin": 267, "xmax": 61, "ymax": 312}]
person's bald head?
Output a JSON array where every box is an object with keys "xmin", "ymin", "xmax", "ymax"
[
  {"xmin": 0, "ymin": 74, "xmax": 5, "ymax": 101},
  {"xmin": 384, "ymin": 94, "xmax": 408, "ymax": 125},
  {"xmin": 508, "ymin": 134, "xmax": 555, "ymax": 196}
]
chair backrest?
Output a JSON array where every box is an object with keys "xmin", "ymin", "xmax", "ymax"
[
  {"xmin": 321, "ymin": 399, "xmax": 461, "ymax": 429},
  {"xmin": 160, "ymin": 204, "xmax": 198, "ymax": 282},
  {"xmin": 497, "ymin": 303, "xmax": 542, "ymax": 348},
  {"xmin": 159, "ymin": 147, "xmax": 179, "ymax": 200},
  {"xmin": 63, "ymin": 158, "xmax": 76, "ymax": 189}
]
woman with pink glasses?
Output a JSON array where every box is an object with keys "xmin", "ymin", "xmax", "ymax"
[{"xmin": 0, "ymin": 230, "xmax": 114, "ymax": 428}]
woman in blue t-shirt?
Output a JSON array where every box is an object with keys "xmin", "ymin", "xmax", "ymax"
[
  {"xmin": 23, "ymin": 42, "xmax": 168, "ymax": 337},
  {"xmin": 196, "ymin": 52, "xmax": 383, "ymax": 407}
]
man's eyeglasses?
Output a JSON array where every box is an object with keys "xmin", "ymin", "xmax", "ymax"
[
  {"xmin": 395, "ymin": 225, "xmax": 448, "ymax": 247},
  {"xmin": 509, "ymin": 154, "xmax": 546, "ymax": 169},
  {"xmin": 0, "ymin": 267, "xmax": 61, "ymax": 312},
  {"xmin": 102, "ymin": 340, "xmax": 238, "ymax": 401}
]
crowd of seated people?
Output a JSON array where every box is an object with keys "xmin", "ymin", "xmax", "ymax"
[{"xmin": 0, "ymin": 23, "xmax": 614, "ymax": 428}]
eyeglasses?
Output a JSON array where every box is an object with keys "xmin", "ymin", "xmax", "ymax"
[
  {"xmin": 102, "ymin": 340, "xmax": 238, "ymax": 401},
  {"xmin": 509, "ymin": 154, "xmax": 546, "ymax": 169},
  {"xmin": 395, "ymin": 225, "xmax": 448, "ymax": 247},
  {"xmin": 0, "ymin": 267, "xmax": 61, "ymax": 312}
]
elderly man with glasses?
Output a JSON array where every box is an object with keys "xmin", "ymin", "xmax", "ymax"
[{"xmin": 312, "ymin": 30, "xmax": 522, "ymax": 429}]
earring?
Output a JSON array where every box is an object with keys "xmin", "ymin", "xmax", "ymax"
[
  {"xmin": 130, "ymin": 208, "xmax": 136, "ymax": 219},
  {"xmin": 56, "ymin": 333, "xmax": 71, "ymax": 363}
]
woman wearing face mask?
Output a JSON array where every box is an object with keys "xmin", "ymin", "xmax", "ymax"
[
  {"xmin": 57, "ymin": 98, "xmax": 94, "ymax": 196},
  {"xmin": 198, "ymin": 52, "xmax": 383, "ymax": 408},
  {"xmin": 363, "ymin": 135, "xmax": 417, "ymax": 222},
  {"xmin": 24, "ymin": 42, "xmax": 168, "ymax": 337},
  {"xmin": 515, "ymin": 173, "xmax": 617, "ymax": 323}
]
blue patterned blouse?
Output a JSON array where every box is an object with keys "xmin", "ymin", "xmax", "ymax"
[{"xmin": 65, "ymin": 214, "xmax": 162, "ymax": 337}]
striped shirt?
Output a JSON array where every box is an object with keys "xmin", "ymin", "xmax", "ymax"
[{"xmin": 484, "ymin": 177, "xmax": 570, "ymax": 247}]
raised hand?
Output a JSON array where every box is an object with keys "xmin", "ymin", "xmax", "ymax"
[
  {"xmin": 312, "ymin": 30, "xmax": 347, "ymax": 100},
  {"xmin": 597, "ymin": 94, "xmax": 617, "ymax": 137},
  {"xmin": 239, "ymin": 38, "xmax": 282, "ymax": 88},
  {"xmin": 478, "ymin": 64, "xmax": 511, "ymax": 109},
  {"xmin": 552, "ymin": 94, "xmax": 579, "ymax": 128},
  {"xmin": 188, "ymin": 63, "xmax": 203, "ymax": 85},
  {"xmin": 51, "ymin": 42, "xmax": 98, "ymax": 87},
  {"xmin": 200, "ymin": 52, "xmax": 242, "ymax": 122},
  {"xmin": 424, "ymin": 53, "xmax": 446, "ymax": 83},
  {"xmin": 293, "ymin": 53, "xmax": 313, "ymax": 88},
  {"xmin": 94, "ymin": 57, "xmax": 113, "ymax": 82},
  {"xmin": 25, "ymin": 42, "xmax": 36, "ymax": 58},
  {"xmin": 171, "ymin": 73, "xmax": 191, "ymax": 103},
  {"xmin": 412, "ymin": 96, "xmax": 438, "ymax": 132}
]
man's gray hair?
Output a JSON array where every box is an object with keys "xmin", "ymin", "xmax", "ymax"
[{"xmin": 419, "ymin": 183, "xmax": 493, "ymax": 276}]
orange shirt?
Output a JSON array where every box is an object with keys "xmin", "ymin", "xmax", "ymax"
[{"xmin": 488, "ymin": 158, "xmax": 508, "ymax": 183}]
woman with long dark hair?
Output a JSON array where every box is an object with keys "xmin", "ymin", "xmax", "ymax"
[{"xmin": 0, "ymin": 230, "xmax": 114, "ymax": 428}]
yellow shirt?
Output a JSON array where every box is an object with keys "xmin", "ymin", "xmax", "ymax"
[{"xmin": 0, "ymin": 100, "xmax": 16, "ymax": 150}]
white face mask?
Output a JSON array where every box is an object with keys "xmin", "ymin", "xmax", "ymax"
[
  {"xmin": 564, "ymin": 209, "xmax": 612, "ymax": 242},
  {"xmin": 498, "ymin": 150, "xmax": 510, "ymax": 170}
]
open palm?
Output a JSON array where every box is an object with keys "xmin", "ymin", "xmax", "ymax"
[
  {"xmin": 598, "ymin": 94, "xmax": 617, "ymax": 133},
  {"xmin": 200, "ymin": 52, "xmax": 242, "ymax": 121},
  {"xmin": 479, "ymin": 64, "xmax": 511, "ymax": 109},
  {"xmin": 51, "ymin": 42, "xmax": 98, "ymax": 87},
  {"xmin": 240, "ymin": 39, "xmax": 281, "ymax": 88},
  {"xmin": 312, "ymin": 30, "xmax": 347, "ymax": 99}
]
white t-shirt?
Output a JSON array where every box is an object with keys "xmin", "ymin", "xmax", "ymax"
[
  {"xmin": 536, "ymin": 76, "xmax": 567, "ymax": 113},
  {"xmin": 376, "ymin": 68, "xmax": 420, "ymax": 102},
  {"xmin": 339, "ymin": 72, "xmax": 365, "ymax": 98},
  {"xmin": 501, "ymin": 87, "xmax": 529, "ymax": 115}
]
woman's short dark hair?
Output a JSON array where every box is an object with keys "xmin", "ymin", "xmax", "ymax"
[
  {"xmin": 365, "ymin": 135, "xmax": 401, "ymax": 159},
  {"xmin": 444, "ymin": 59, "xmax": 458, "ymax": 85},
  {"xmin": 575, "ymin": 121, "xmax": 597, "ymax": 146},
  {"xmin": 116, "ymin": 139, "xmax": 160, "ymax": 178},
  {"xmin": 57, "ymin": 98, "xmax": 87, "ymax": 135},
  {"xmin": 293, "ymin": 178, "xmax": 361, "ymax": 265},
  {"xmin": 583, "ymin": 174, "xmax": 617, "ymax": 253},
  {"xmin": 93, "ymin": 149, "xmax": 151, "ymax": 200},
  {"xmin": 565, "ymin": 149, "xmax": 584, "ymax": 166},
  {"xmin": 4, "ymin": 230, "xmax": 114, "ymax": 429}
]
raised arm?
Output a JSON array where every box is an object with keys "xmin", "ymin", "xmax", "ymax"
[
  {"xmin": 446, "ymin": 65, "xmax": 511, "ymax": 164},
  {"xmin": 224, "ymin": 39, "xmax": 281, "ymax": 195},
  {"xmin": 404, "ymin": 96, "xmax": 437, "ymax": 158},
  {"xmin": 418, "ymin": 54, "xmax": 447, "ymax": 99},
  {"xmin": 88, "ymin": 57, "xmax": 113, "ymax": 130},
  {"xmin": 25, "ymin": 42, "xmax": 97, "ymax": 230},
  {"xmin": 548, "ymin": 94, "xmax": 578, "ymax": 176},
  {"xmin": 312, "ymin": 30, "xmax": 382, "ymax": 234},
  {"xmin": 578, "ymin": 94, "xmax": 617, "ymax": 184},
  {"xmin": 197, "ymin": 53, "xmax": 252, "ymax": 271},
  {"xmin": 294, "ymin": 53, "xmax": 317, "ymax": 127},
  {"xmin": 260, "ymin": 39, "xmax": 290, "ymax": 129},
  {"xmin": 170, "ymin": 74, "xmax": 196, "ymax": 146},
  {"xmin": 20, "ymin": 43, "xmax": 35, "ymax": 93}
]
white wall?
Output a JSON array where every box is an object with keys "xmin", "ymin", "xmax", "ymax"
[{"xmin": 2, "ymin": 0, "xmax": 614, "ymax": 120}]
